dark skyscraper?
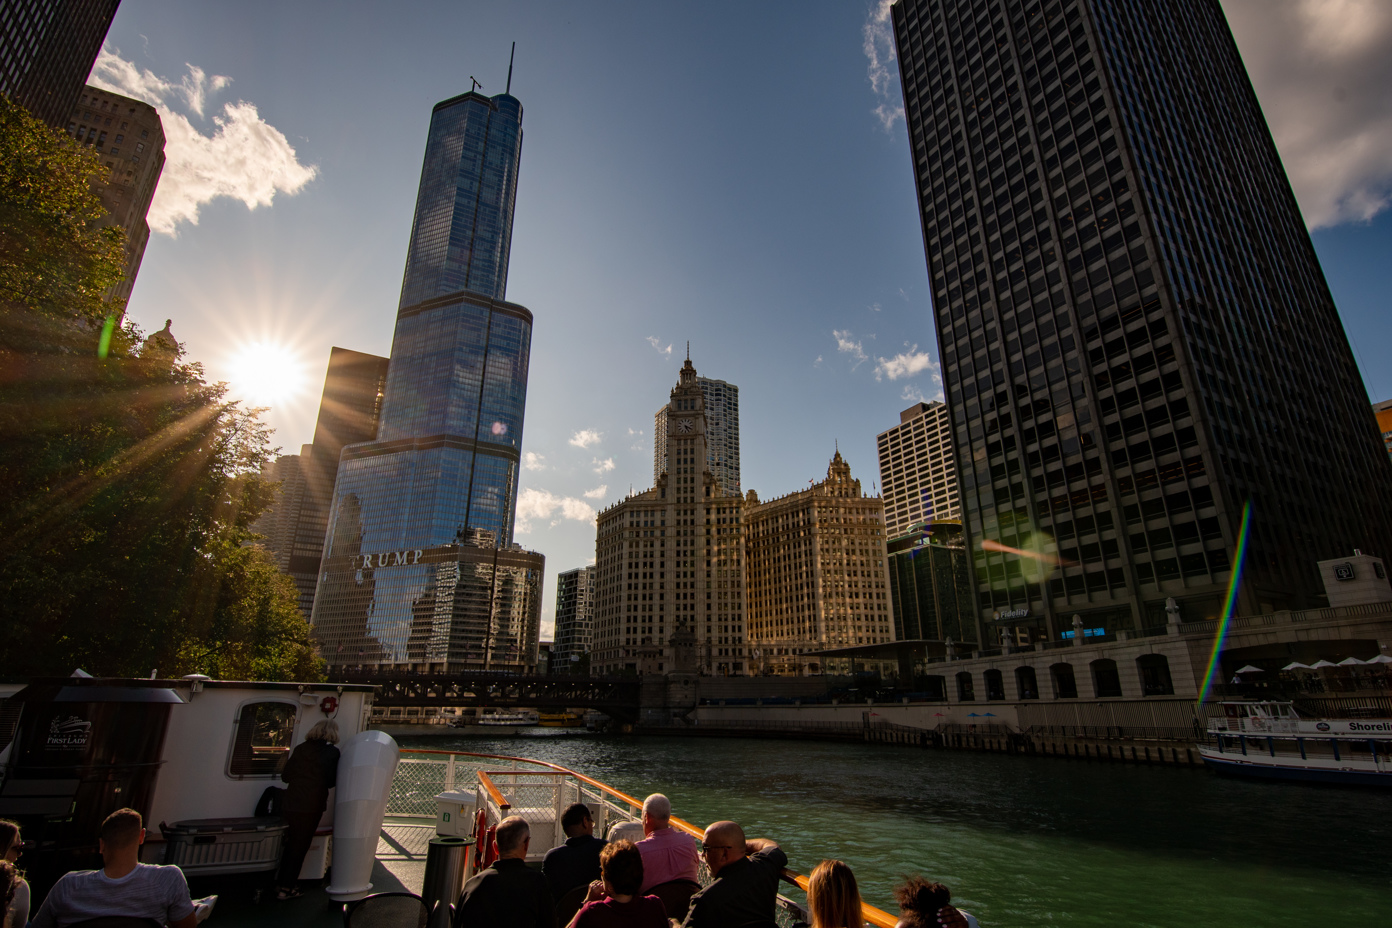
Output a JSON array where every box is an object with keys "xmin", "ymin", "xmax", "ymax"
[
  {"xmin": 312, "ymin": 85, "xmax": 535, "ymax": 669},
  {"xmin": 0, "ymin": 0, "xmax": 119, "ymax": 128},
  {"xmin": 890, "ymin": 0, "xmax": 1392, "ymax": 641}
]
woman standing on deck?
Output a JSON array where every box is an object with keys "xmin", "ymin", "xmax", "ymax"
[
  {"xmin": 0, "ymin": 820, "xmax": 29, "ymax": 928},
  {"xmin": 274, "ymin": 720, "xmax": 340, "ymax": 901}
]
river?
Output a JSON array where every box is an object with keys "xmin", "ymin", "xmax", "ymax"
[{"xmin": 399, "ymin": 729, "xmax": 1391, "ymax": 927}]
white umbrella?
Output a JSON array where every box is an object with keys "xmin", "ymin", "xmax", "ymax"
[
  {"xmin": 1309, "ymin": 660, "xmax": 1338, "ymax": 669},
  {"xmin": 1336, "ymin": 656, "xmax": 1366, "ymax": 666},
  {"xmin": 1282, "ymin": 661, "xmax": 1312, "ymax": 671},
  {"xmin": 1364, "ymin": 654, "xmax": 1392, "ymax": 665},
  {"xmin": 1235, "ymin": 664, "xmax": 1265, "ymax": 674}
]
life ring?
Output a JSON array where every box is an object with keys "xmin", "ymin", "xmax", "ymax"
[{"xmin": 474, "ymin": 810, "xmax": 488, "ymax": 859}]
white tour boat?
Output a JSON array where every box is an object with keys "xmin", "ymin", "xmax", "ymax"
[{"xmin": 1198, "ymin": 700, "xmax": 1392, "ymax": 786}]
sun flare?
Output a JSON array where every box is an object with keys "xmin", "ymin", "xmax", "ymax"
[{"xmin": 226, "ymin": 341, "xmax": 308, "ymax": 407}]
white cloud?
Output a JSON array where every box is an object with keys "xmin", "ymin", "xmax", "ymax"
[
  {"xmin": 863, "ymin": 0, "xmax": 904, "ymax": 130},
  {"xmin": 870, "ymin": 302, "xmax": 882, "ymax": 312},
  {"xmin": 514, "ymin": 487, "xmax": 596, "ymax": 533},
  {"xmin": 1225, "ymin": 0, "xmax": 1392, "ymax": 227},
  {"xmin": 592, "ymin": 457, "xmax": 615, "ymax": 474},
  {"xmin": 875, "ymin": 345, "xmax": 938, "ymax": 382},
  {"xmin": 833, "ymin": 329, "xmax": 869, "ymax": 367},
  {"xmin": 646, "ymin": 336, "xmax": 673, "ymax": 356},
  {"xmin": 814, "ymin": 355, "xmax": 824, "ymax": 367},
  {"xmin": 89, "ymin": 46, "xmax": 317, "ymax": 236},
  {"xmin": 568, "ymin": 429, "xmax": 602, "ymax": 449},
  {"xmin": 522, "ymin": 451, "xmax": 546, "ymax": 471},
  {"xmin": 901, "ymin": 383, "xmax": 944, "ymax": 404},
  {"xmin": 583, "ymin": 485, "xmax": 609, "ymax": 500}
]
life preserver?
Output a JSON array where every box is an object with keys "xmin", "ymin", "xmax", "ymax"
[
  {"xmin": 474, "ymin": 810, "xmax": 488, "ymax": 859},
  {"xmin": 481, "ymin": 825, "xmax": 498, "ymax": 867}
]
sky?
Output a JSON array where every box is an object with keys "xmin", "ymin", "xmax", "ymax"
[{"xmin": 95, "ymin": 1, "xmax": 1392, "ymax": 639}]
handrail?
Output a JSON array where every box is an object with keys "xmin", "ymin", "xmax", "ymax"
[
  {"xmin": 475, "ymin": 770, "xmax": 510, "ymax": 811},
  {"xmin": 399, "ymin": 748, "xmax": 898, "ymax": 928}
]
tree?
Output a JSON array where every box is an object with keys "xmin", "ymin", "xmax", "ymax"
[
  {"xmin": 0, "ymin": 95, "xmax": 126, "ymax": 321},
  {"xmin": 0, "ymin": 97, "xmax": 323, "ymax": 682}
]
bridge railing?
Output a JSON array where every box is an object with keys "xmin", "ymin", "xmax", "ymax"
[{"xmin": 389, "ymin": 748, "xmax": 897, "ymax": 928}]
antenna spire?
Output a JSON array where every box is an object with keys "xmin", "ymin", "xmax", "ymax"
[
  {"xmin": 686, "ymin": 340, "xmax": 690, "ymax": 361},
  {"xmin": 469, "ymin": 75, "xmax": 483, "ymax": 94},
  {"xmin": 506, "ymin": 42, "xmax": 516, "ymax": 94}
]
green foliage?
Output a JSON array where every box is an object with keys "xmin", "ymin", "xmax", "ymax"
[
  {"xmin": 0, "ymin": 95, "xmax": 127, "ymax": 321},
  {"xmin": 0, "ymin": 310, "xmax": 324, "ymax": 682},
  {"xmin": 0, "ymin": 98, "xmax": 323, "ymax": 682}
]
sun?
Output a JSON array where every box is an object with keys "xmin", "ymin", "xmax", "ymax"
[{"xmin": 226, "ymin": 341, "xmax": 309, "ymax": 407}]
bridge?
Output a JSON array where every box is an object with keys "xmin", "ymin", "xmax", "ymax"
[{"xmin": 341, "ymin": 672, "xmax": 645, "ymax": 721}]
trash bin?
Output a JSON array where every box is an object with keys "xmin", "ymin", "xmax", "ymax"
[
  {"xmin": 421, "ymin": 836, "xmax": 471, "ymax": 928},
  {"xmin": 159, "ymin": 817, "xmax": 288, "ymax": 875},
  {"xmin": 433, "ymin": 789, "xmax": 476, "ymax": 837}
]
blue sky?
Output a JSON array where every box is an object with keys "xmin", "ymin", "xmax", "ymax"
[{"xmin": 97, "ymin": 1, "xmax": 1392, "ymax": 636}]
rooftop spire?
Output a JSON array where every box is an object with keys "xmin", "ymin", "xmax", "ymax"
[{"xmin": 506, "ymin": 42, "xmax": 515, "ymax": 94}]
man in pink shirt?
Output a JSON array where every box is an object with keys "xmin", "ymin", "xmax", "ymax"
[{"xmin": 633, "ymin": 793, "xmax": 700, "ymax": 893}]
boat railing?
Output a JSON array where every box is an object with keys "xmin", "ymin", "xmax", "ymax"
[{"xmin": 389, "ymin": 748, "xmax": 898, "ymax": 928}]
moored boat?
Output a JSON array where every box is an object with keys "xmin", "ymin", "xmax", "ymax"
[{"xmin": 1198, "ymin": 700, "xmax": 1392, "ymax": 786}]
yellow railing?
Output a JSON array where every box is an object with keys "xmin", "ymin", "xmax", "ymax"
[{"xmin": 398, "ymin": 748, "xmax": 897, "ymax": 928}]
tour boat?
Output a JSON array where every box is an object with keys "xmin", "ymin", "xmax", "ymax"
[
  {"xmin": 1198, "ymin": 700, "xmax": 1392, "ymax": 786},
  {"xmin": 0, "ymin": 674, "xmax": 900, "ymax": 926},
  {"xmin": 476, "ymin": 707, "xmax": 539, "ymax": 727}
]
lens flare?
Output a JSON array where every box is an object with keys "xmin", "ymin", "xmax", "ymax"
[{"xmin": 1195, "ymin": 500, "xmax": 1253, "ymax": 706}]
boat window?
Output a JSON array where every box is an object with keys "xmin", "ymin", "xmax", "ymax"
[{"xmin": 228, "ymin": 701, "xmax": 298, "ymax": 777}]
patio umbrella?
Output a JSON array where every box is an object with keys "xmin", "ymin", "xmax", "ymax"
[
  {"xmin": 1336, "ymin": 656, "xmax": 1367, "ymax": 666},
  {"xmin": 966, "ymin": 712, "xmax": 982, "ymax": 717},
  {"xmin": 1309, "ymin": 660, "xmax": 1338, "ymax": 669},
  {"xmin": 1281, "ymin": 661, "xmax": 1312, "ymax": 671},
  {"xmin": 1235, "ymin": 664, "xmax": 1265, "ymax": 673},
  {"xmin": 982, "ymin": 712, "xmax": 997, "ymax": 717},
  {"xmin": 1364, "ymin": 654, "xmax": 1392, "ymax": 664}
]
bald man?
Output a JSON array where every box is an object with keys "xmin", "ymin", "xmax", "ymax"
[
  {"xmin": 680, "ymin": 821, "xmax": 786, "ymax": 928},
  {"xmin": 634, "ymin": 793, "xmax": 699, "ymax": 893}
]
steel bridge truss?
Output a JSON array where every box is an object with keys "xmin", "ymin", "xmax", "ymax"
[{"xmin": 348, "ymin": 673, "xmax": 643, "ymax": 720}]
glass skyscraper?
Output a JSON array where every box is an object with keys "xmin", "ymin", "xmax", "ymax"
[
  {"xmin": 891, "ymin": 0, "xmax": 1392, "ymax": 642},
  {"xmin": 311, "ymin": 88, "xmax": 538, "ymax": 671}
]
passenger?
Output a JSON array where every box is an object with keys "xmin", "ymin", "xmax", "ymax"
[
  {"xmin": 275, "ymin": 719, "xmax": 341, "ymax": 901},
  {"xmin": 634, "ymin": 794, "xmax": 699, "ymax": 893},
  {"xmin": 455, "ymin": 815, "xmax": 556, "ymax": 928},
  {"xmin": 567, "ymin": 840, "xmax": 666, "ymax": 928},
  {"xmin": 893, "ymin": 876, "xmax": 977, "ymax": 928},
  {"xmin": 0, "ymin": 819, "xmax": 29, "ymax": 928},
  {"xmin": 806, "ymin": 859, "xmax": 861, "ymax": 928},
  {"xmin": 1, "ymin": 860, "xmax": 19, "ymax": 928},
  {"xmin": 544, "ymin": 802, "xmax": 607, "ymax": 901},
  {"xmin": 29, "ymin": 808, "xmax": 200, "ymax": 928},
  {"xmin": 680, "ymin": 821, "xmax": 786, "ymax": 928}
]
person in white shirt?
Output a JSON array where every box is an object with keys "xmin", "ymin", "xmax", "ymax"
[{"xmin": 29, "ymin": 809, "xmax": 205, "ymax": 928}]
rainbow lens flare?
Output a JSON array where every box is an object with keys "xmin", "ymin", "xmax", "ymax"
[{"xmin": 1195, "ymin": 500, "xmax": 1252, "ymax": 706}]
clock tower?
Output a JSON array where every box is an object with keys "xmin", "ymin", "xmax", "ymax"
[{"xmin": 591, "ymin": 355, "xmax": 748, "ymax": 676}]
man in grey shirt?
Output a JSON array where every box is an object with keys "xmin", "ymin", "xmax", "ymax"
[{"xmin": 31, "ymin": 809, "xmax": 200, "ymax": 928}]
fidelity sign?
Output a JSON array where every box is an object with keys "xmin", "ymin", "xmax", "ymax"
[{"xmin": 357, "ymin": 550, "xmax": 425, "ymax": 569}]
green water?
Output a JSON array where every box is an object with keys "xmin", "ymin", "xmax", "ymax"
[{"xmin": 399, "ymin": 731, "xmax": 1392, "ymax": 927}]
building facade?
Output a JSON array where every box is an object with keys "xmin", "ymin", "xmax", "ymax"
[
  {"xmin": 877, "ymin": 401, "xmax": 961, "ymax": 538},
  {"xmin": 890, "ymin": 0, "xmax": 1392, "ymax": 644},
  {"xmin": 886, "ymin": 520, "xmax": 978, "ymax": 646},
  {"xmin": 1374, "ymin": 400, "xmax": 1392, "ymax": 461},
  {"xmin": 654, "ymin": 375, "xmax": 740, "ymax": 497},
  {"xmin": 65, "ymin": 87, "xmax": 165, "ymax": 307},
  {"xmin": 251, "ymin": 445, "xmax": 311, "ymax": 571},
  {"xmin": 552, "ymin": 565, "xmax": 595, "ymax": 671},
  {"xmin": 593, "ymin": 358, "xmax": 747, "ymax": 675},
  {"xmin": 312, "ymin": 86, "xmax": 535, "ymax": 668},
  {"xmin": 0, "ymin": 0, "xmax": 118, "ymax": 128},
  {"xmin": 744, "ymin": 452, "xmax": 894, "ymax": 675},
  {"xmin": 288, "ymin": 348, "xmax": 389, "ymax": 616}
]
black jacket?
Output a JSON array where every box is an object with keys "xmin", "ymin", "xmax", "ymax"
[
  {"xmin": 280, "ymin": 738, "xmax": 340, "ymax": 815},
  {"xmin": 456, "ymin": 858, "xmax": 556, "ymax": 928}
]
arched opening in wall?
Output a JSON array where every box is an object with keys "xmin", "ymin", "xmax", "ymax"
[
  {"xmin": 983, "ymin": 668, "xmax": 1005, "ymax": 701},
  {"xmin": 921, "ymin": 675, "xmax": 947, "ymax": 700},
  {"xmin": 1091, "ymin": 658, "xmax": 1122, "ymax": 698},
  {"xmin": 1137, "ymin": 653, "xmax": 1174, "ymax": 695},
  {"xmin": 1015, "ymin": 666, "xmax": 1039, "ymax": 699},
  {"xmin": 1050, "ymin": 662, "xmax": 1078, "ymax": 699},
  {"xmin": 956, "ymin": 671, "xmax": 975, "ymax": 702}
]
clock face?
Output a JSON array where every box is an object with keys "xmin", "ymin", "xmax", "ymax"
[{"xmin": 676, "ymin": 418, "xmax": 694, "ymax": 434}]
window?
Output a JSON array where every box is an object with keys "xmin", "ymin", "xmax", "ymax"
[
  {"xmin": 141, "ymin": 130, "xmax": 149, "ymax": 139},
  {"xmin": 136, "ymin": 143, "xmax": 145, "ymax": 153},
  {"xmin": 227, "ymin": 701, "xmax": 298, "ymax": 777}
]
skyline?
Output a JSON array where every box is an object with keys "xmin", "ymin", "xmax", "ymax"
[{"xmin": 90, "ymin": 0, "xmax": 1392, "ymax": 636}]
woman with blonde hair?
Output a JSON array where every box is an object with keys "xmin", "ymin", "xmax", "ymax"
[
  {"xmin": 274, "ymin": 719, "xmax": 340, "ymax": 900},
  {"xmin": 807, "ymin": 859, "xmax": 863, "ymax": 928}
]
